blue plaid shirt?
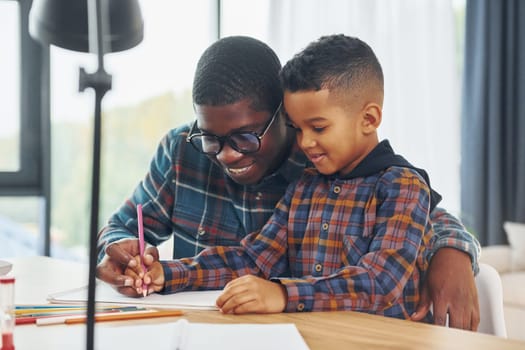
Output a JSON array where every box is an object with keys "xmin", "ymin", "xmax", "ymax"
[{"xmin": 97, "ymin": 125, "xmax": 480, "ymax": 273}]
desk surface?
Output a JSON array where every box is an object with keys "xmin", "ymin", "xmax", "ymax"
[{"xmin": 6, "ymin": 256, "xmax": 525, "ymax": 350}]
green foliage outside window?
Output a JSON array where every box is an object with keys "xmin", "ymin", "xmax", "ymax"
[{"xmin": 50, "ymin": 90, "xmax": 193, "ymax": 253}]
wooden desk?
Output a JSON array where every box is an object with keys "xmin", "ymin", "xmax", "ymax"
[{"xmin": 6, "ymin": 256, "xmax": 525, "ymax": 350}]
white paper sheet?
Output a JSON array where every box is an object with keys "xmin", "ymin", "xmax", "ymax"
[
  {"xmin": 47, "ymin": 281, "xmax": 221, "ymax": 310},
  {"xmin": 95, "ymin": 320, "xmax": 310, "ymax": 350},
  {"xmin": 16, "ymin": 320, "xmax": 310, "ymax": 350}
]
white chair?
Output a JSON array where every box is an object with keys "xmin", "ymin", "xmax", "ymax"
[{"xmin": 475, "ymin": 263, "xmax": 507, "ymax": 337}]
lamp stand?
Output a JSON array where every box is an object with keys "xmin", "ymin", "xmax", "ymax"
[{"xmin": 79, "ymin": 0, "xmax": 112, "ymax": 349}]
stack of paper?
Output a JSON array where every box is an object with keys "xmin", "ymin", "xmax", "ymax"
[{"xmin": 48, "ymin": 281, "xmax": 221, "ymax": 310}]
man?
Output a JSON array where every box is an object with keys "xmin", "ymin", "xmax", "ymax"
[{"xmin": 97, "ymin": 36, "xmax": 480, "ymax": 329}]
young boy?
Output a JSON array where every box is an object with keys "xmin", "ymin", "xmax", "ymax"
[{"xmin": 127, "ymin": 34, "xmax": 438, "ymax": 321}]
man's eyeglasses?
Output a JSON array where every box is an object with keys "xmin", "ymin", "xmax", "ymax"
[{"xmin": 186, "ymin": 102, "xmax": 282, "ymax": 155}]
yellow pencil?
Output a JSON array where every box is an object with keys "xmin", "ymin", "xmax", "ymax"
[
  {"xmin": 16, "ymin": 305, "xmax": 140, "ymax": 316},
  {"xmin": 16, "ymin": 307, "xmax": 87, "ymax": 315}
]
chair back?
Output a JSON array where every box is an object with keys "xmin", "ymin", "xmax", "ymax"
[{"xmin": 475, "ymin": 263, "xmax": 507, "ymax": 337}]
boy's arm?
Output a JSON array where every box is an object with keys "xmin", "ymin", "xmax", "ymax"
[
  {"xmin": 159, "ymin": 219, "xmax": 290, "ymax": 294},
  {"xmin": 412, "ymin": 207, "xmax": 481, "ymax": 330},
  {"xmin": 139, "ymin": 258, "xmax": 288, "ymax": 313},
  {"xmin": 158, "ymin": 188, "xmax": 296, "ymax": 295}
]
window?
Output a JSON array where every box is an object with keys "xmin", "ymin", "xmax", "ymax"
[
  {"xmin": 0, "ymin": 0, "xmax": 47, "ymax": 195},
  {"xmin": 0, "ymin": 0, "xmax": 48, "ymax": 197},
  {"xmin": 0, "ymin": 0, "xmax": 50, "ymax": 257},
  {"xmin": 0, "ymin": 1, "xmax": 20, "ymax": 172}
]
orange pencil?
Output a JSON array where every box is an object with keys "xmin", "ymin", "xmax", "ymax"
[{"xmin": 36, "ymin": 309, "xmax": 184, "ymax": 326}]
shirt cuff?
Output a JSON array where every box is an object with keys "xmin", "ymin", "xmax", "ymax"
[
  {"xmin": 160, "ymin": 260, "xmax": 190, "ymax": 294},
  {"xmin": 271, "ymin": 278, "xmax": 315, "ymax": 312}
]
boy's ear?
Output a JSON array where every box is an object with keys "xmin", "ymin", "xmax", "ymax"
[{"xmin": 361, "ymin": 103, "xmax": 382, "ymax": 134}]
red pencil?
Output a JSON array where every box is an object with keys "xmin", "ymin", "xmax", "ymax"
[
  {"xmin": 16, "ymin": 317, "xmax": 39, "ymax": 325},
  {"xmin": 16, "ymin": 312, "xmax": 100, "ymax": 325},
  {"xmin": 15, "ymin": 308, "xmax": 131, "ymax": 325}
]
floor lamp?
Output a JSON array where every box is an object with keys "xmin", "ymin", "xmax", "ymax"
[{"xmin": 28, "ymin": 1, "xmax": 143, "ymax": 349}]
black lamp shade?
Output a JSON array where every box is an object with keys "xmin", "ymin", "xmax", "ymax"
[{"xmin": 29, "ymin": 0, "xmax": 144, "ymax": 53}]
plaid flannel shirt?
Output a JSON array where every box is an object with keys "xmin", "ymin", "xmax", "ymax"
[{"xmin": 162, "ymin": 163, "xmax": 434, "ymax": 319}]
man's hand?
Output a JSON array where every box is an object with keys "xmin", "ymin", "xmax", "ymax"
[
  {"xmin": 96, "ymin": 238, "xmax": 159, "ymax": 297},
  {"xmin": 411, "ymin": 247, "xmax": 480, "ymax": 330},
  {"xmin": 216, "ymin": 275, "xmax": 287, "ymax": 314}
]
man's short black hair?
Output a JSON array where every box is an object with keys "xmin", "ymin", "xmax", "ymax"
[
  {"xmin": 280, "ymin": 34, "xmax": 384, "ymax": 96},
  {"xmin": 192, "ymin": 36, "xmax": 282, "ymax": 113}
]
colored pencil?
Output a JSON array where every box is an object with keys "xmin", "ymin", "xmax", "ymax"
[
  {"xmin": 36, "ymin": 309, "xmax": 184, "ymax": 326},
  {"xmin": 137, "ymin": 203, "xmax": 148, "ymax": 296},
  {"xmin": 16, "ymin": 311, "xmax": 103, "ymax": 325},
  {"xmin": 15, "ymin": 306, "xmax": 146, "ymax": 325},
  {"xmin": 15, "ymin": 306, "xmax": 141, "ymax": 316},
  {"xmin": 16, "ymin": 305, "xmax": 85, "ymax": 309}
]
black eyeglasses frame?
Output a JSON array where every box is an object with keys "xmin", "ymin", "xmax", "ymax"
[{"xmin": 186, "ymin": 101, "xmax": 282, "ymax": 156}]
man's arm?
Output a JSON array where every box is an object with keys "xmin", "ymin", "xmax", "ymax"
[
  {"xmin": 411, "ymin": 206, "xmax": 481, "ymax": 331},
  {"xmin": 96, "ymin": 132, "xmax": 179, "ymax": 294},
  {"xmin": 427, "ymin": 207, "xmax": 481, "ymax": 274}
]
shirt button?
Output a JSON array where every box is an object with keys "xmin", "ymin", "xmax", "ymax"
[
  {"xmin": 255, "ymin": 192, "xmax": 263, "ymax": 200},
  {"xmin": 322, "ymin": 222, "xmax": 329, "ymax": 230},
  {"xmin": 296, "ymin": 303, "xmax": 305, "ymax": 312},
  {"xmin": 198, "ymin": 227, "xmax": 206, "ymax": 236},
  {"xmin": 333, "ymin": 186, "xmax": 341, "ymax": 194},
  {"xmin": 314, "ymin": 264, "xmax": 323, "ymax": 272}
]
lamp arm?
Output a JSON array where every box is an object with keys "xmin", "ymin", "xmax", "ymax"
[{"xmin": 80, "ymin": 0, "xmax": 112, "ymax": 350}]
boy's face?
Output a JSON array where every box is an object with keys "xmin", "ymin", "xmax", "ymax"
[
  {"xmin": 284, "ymin": 89, "xmax": 377, "ymax": 176},
  {"xmin": 193, "ymin": 99, "xmax": 294, "ymax": 185}
]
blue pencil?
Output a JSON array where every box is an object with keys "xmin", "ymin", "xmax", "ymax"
[{"xmin": 16, "ymin": 305, "xmax": 83, "ymax": 309}]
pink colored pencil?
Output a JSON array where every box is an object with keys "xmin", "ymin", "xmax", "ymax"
[{"xmin": 136, "ymin": 204, "xmax": 148, "ymax": 296}]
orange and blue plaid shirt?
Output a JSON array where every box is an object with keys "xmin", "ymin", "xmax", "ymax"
[
  {"xmin": 160, "ymin": 141, "xmax": 438, "ymax": 319},
  {"xmin": 97, "ymin": 125, "xmax": 480, "ymax": 278}
]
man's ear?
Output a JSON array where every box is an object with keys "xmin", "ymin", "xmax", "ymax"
[{"xmin": 362, "ymin": 103, "xmax": 382, "ymax": 134}]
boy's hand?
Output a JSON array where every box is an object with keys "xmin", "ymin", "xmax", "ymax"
[
  {"xmin": 216, "ymin": 275, "xmax": 287, "ymax": 314},
  {"xmin": 124, "ymin": 257, "xmax": 165, "ymax": 297},
  {"xmin": 411, "ymin": 248, "xmax": 480, "ymax": 330},
  {"xmin": 143, "ymin": 260, "xmax": 165, "ymax": 295}
]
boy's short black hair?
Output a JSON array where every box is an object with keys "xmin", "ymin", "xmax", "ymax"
[
  {"xmin": 192, "ymin": 36, "xmax": 282, "ymax": 113},
  {"xmin": 280, "ymin": 34, "xmax": 384, "ymax": 97}
]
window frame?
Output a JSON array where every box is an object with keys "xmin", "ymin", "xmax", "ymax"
[
  {"xmin": 0, "ymin": 0, "xmax": 51, "ymax": 256},
  {"xmin": 0, "ymin": 0, "xmax": 50, "ymax": 197}
]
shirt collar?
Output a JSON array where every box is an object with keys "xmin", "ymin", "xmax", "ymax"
[{"xmin": 338, "ymin": 139, "xmax": 442, "ymax": 210}]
